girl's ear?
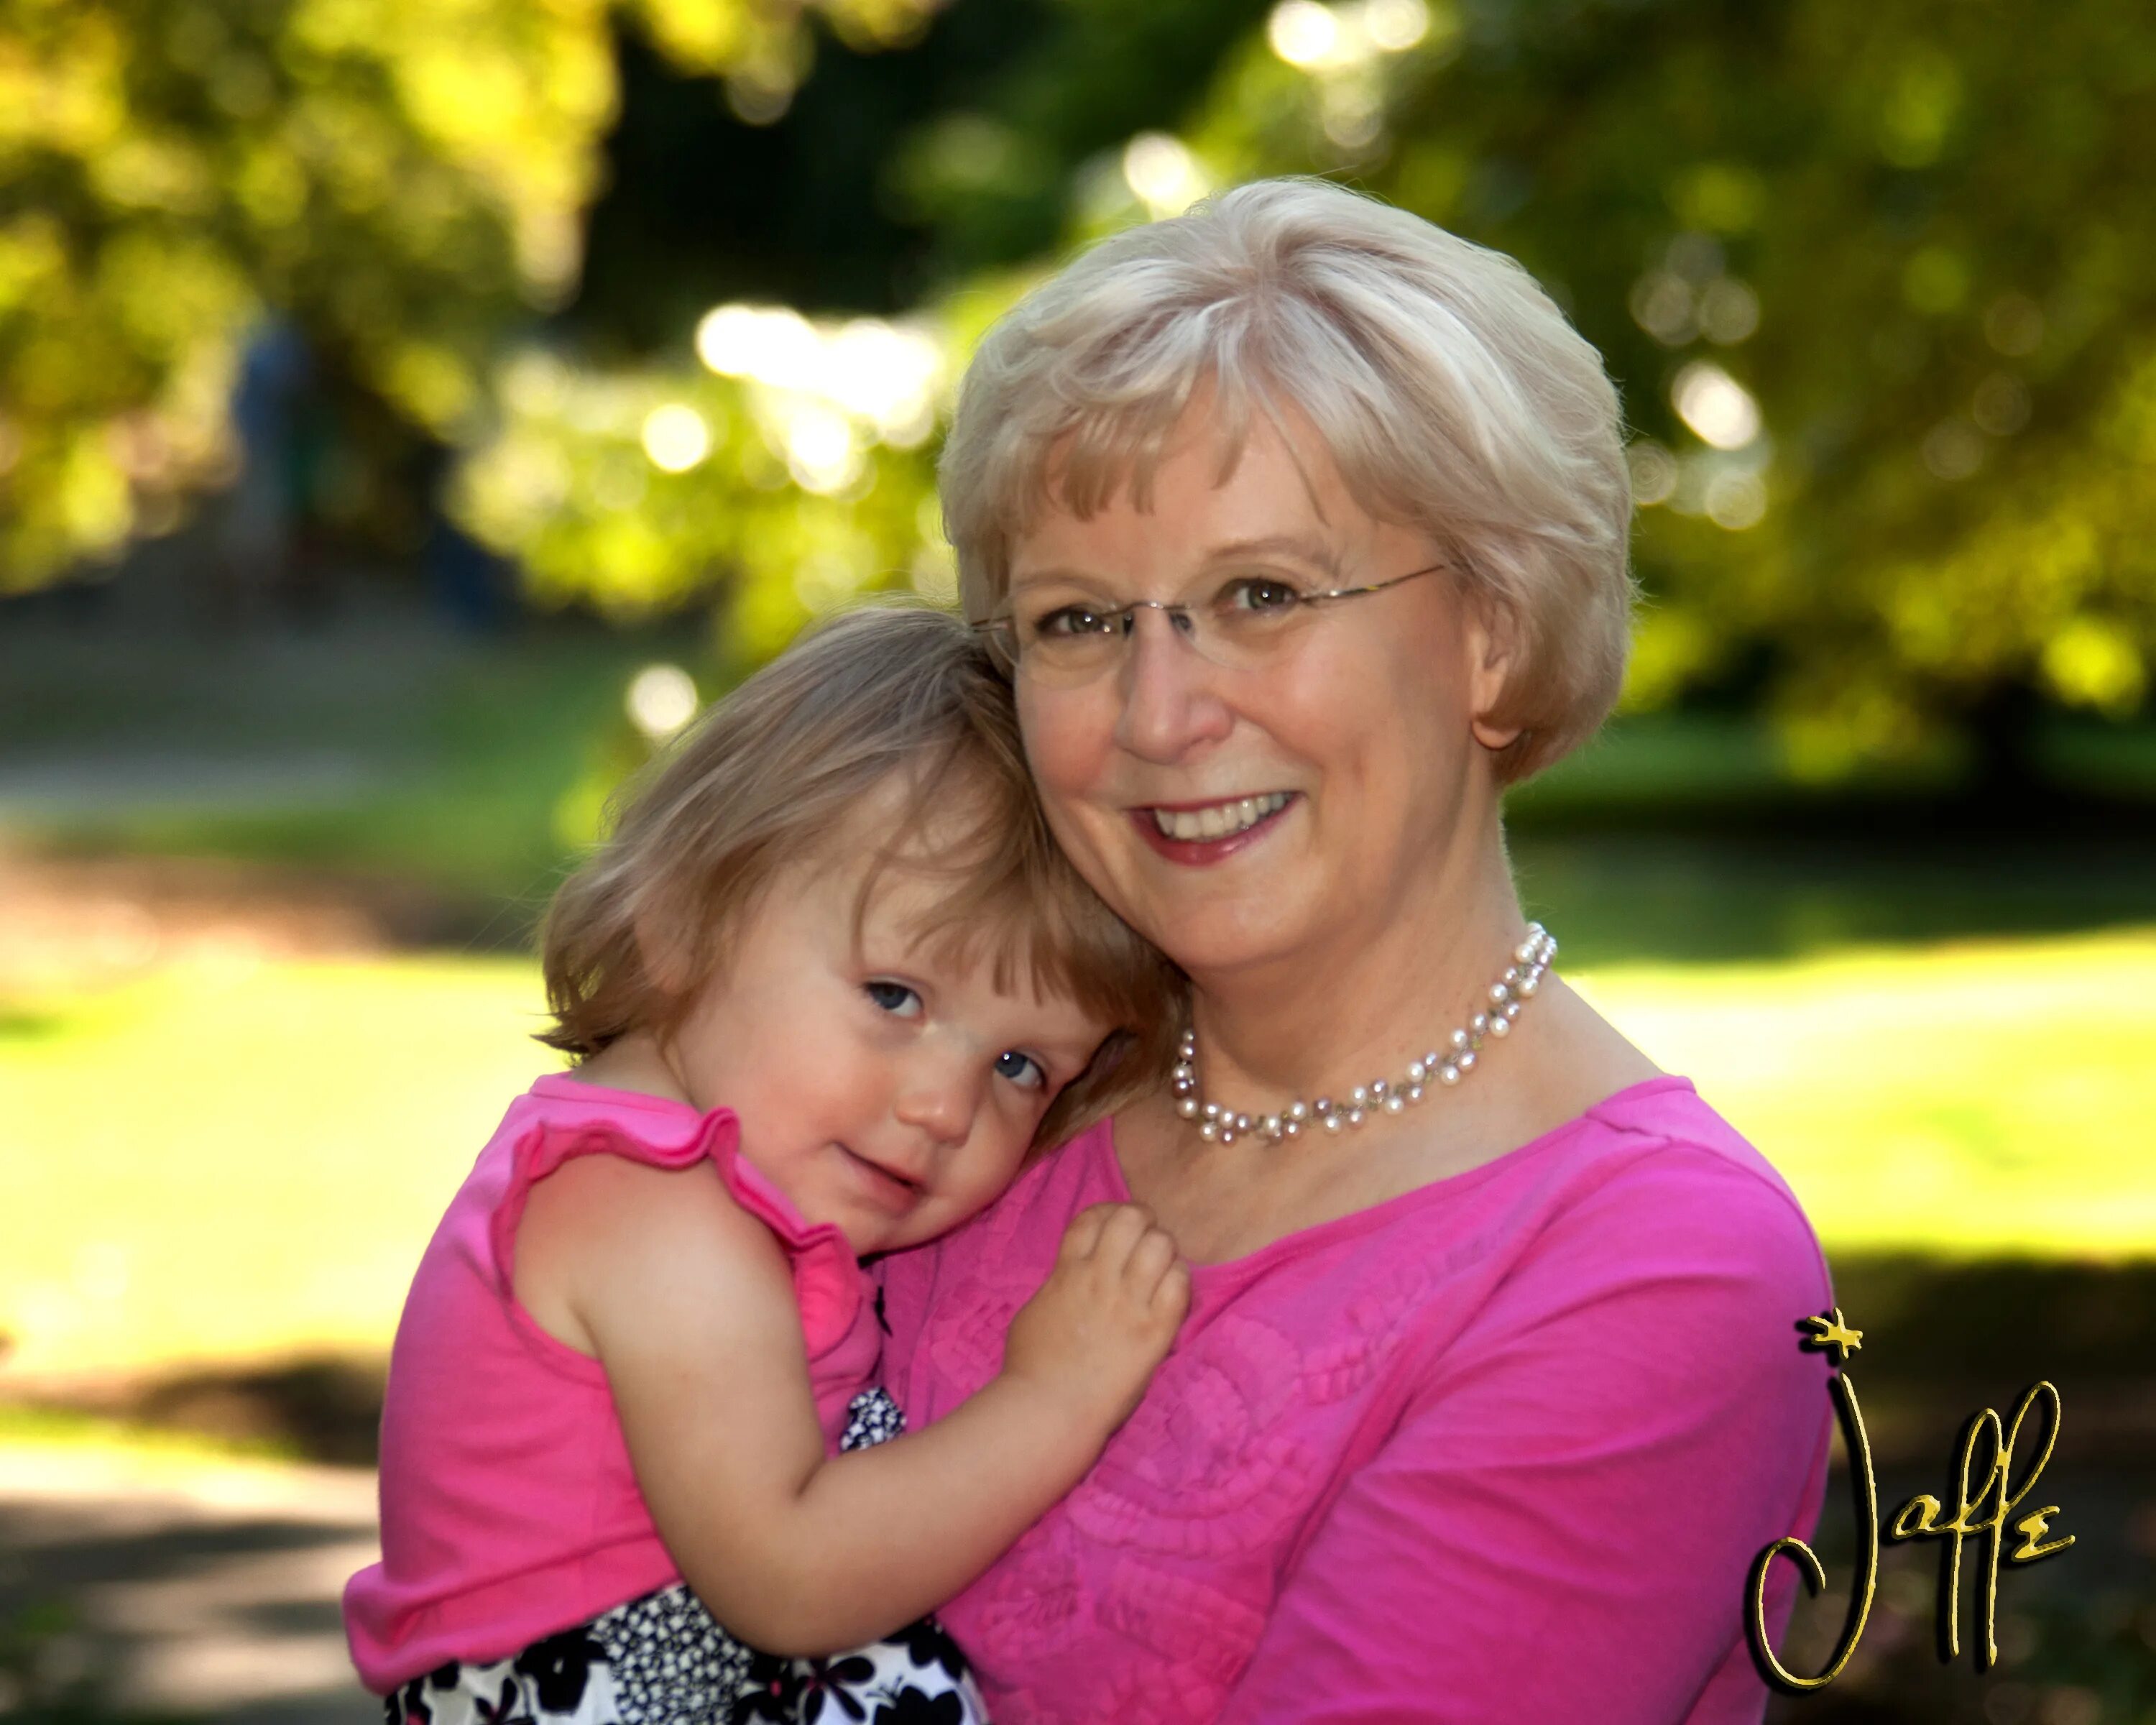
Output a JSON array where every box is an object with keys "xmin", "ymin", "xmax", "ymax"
[
  {"xmin": 1465, "ymin": 594, "xmax": 1526, "ymax": 754},
  {"xmin": 632, "ymin": 891, "xmax": 698, "ymax": 998}
]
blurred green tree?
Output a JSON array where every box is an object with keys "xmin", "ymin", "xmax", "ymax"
[{"xmin": 0, "ymin": 0, "xmax": 940, "ymax": 587}]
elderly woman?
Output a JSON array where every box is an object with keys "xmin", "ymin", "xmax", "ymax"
[{"xmin": 875, "ymin": 178, "xmax": 1834, "ymax": 1723}]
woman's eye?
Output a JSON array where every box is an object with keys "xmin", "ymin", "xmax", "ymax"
[
  {"xmin": 1220, "ymin": 577, "xmax": 1304, "ymax": 615},
  {"xmin": 994, "ymin": 1049, "xmax": 1047, "ymax": 1091},
  {"xmin": 1032, "ymin": 604, "xmax": 1117, "ymax": 640},
  {"xmin": 865, "ymin": 980, "xmax": 923, "ymax": 1018}
]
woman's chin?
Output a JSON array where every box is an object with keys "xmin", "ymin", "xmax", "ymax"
[{"xmin": 1138, "ymin": 905, "xmax": 1325, "ymax": 985}]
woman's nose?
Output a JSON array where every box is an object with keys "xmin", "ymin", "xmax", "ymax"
[{"xmin": 1114, "ymin": 606, "xmax": 1233, "ymax": 762}]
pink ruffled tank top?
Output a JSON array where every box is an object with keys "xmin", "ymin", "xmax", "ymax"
[{"xmin": 344, "ymin": 1075, "xmax": 882, "ymax": 1693}]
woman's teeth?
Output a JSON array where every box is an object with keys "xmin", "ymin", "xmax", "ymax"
[{"xmin": 1151, "ymin": 792, "xmax": 1291, "ymax": 842}]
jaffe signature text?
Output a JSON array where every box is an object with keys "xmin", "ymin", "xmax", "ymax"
[{"xmin": 1745, "ymin": 1309, "xmax": 2075, "ymax": 1692}]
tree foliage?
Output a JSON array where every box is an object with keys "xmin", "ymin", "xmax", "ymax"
[
  {"xmin": 0, "ymin": 0, "xmax": 938, "ymax": 586},
  {"xmin": 7, "ymin": 0, "xmax": 2154, "ymax": 765}
]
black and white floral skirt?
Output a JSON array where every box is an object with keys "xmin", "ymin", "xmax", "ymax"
[{"xmin": 384, "ymin": 1389, "xmax": 987, "ymax": 1725}]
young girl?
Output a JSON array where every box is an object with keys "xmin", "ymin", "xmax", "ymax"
[{"xmin": 344, "ymin": 605, "xmax": 1189, "ymax": 1725}]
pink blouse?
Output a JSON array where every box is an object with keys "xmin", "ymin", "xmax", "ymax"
[
  {"xmin": 345, "ymin": 1076, "xmax": 882, "ymax": 1693},
  {"xmin": 875, "ymin": 1075, "xmax": 1835, "ymax": 1724}
]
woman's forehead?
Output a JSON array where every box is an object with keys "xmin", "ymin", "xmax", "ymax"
[{"xmin": 1012, "ymin": 408, "xmax": 1366, "ymax": 578}]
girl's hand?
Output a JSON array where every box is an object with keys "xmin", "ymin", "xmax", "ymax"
[{"xmin": 1000, "ymin": 1202, "xmax": 1189, "ymax": 1433}]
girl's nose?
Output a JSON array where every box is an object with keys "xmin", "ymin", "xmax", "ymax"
[
  {"xmin": 1115, "ymin": 606, "xmax": 1234, "ymax": 763},
  {"xmin": 892, "ymin": 1054, "xmax": 978, "ymax": 1150}
]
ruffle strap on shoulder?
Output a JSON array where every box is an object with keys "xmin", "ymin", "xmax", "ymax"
[{"xmin": 492, "ymin": 1108, "xmax": 865, "ymax": 1358}]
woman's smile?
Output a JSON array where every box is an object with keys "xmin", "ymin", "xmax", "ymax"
[{"xmin": 1128, "ymin": 791, "xmax": 1299, "ymax": 865}]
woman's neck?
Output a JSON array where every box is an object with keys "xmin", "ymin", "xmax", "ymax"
[{"xmin": 1179, "ymin": 824, "xmax": 1532, "ymax": 1116}]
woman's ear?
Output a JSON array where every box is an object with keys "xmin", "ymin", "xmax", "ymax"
[{"xmin": 1465, "ymin": 596, "xmax": 1526, "ymax": 753}]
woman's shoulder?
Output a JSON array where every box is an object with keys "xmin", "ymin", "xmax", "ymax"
[
  {"xmin": 1556, "ymin": 1075, "xmax": 1819, "ymax": 1243},
  {"xmin": 1475, "ymin": 1075, "xmax": 1834, "ymax": 1351}
]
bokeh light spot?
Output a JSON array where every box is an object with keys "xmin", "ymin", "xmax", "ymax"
[
  {"xmin": 1972, "ymin": 374, "xmax": 2031, "ymax": 437},
  {"xmin": 1984, "ymin": 293, "xmax": 2045, "ymax": 356},
  {"xmin": 1363, "ymin": 0, "xmax": 1430, "ymax": 52},
  {"xmin": 1705, "ymin": 471, "xmax": 1768, "ymax": 530},
  {"xmin": 1269, "ymin": 1, "xmax": 1341, "ymax": 68},
  {"xmin": 1698, "ymin": 278, "xmax": 1761, "ymax": 345},
  {"xmin": 1123, "ymin": 134, "xmax": 1209, "ymax": 216},
  {"xmin": 1628, "ymin": 441, "xmax": 1678, "ymax": 507},
  {"xmin": 626, "ymin": 663, "xmax": 700, "ymax": 742},
  {"xmin": 1921, "ymin": 419, "xmax": 1985, "ymax": 482},
  {"xmin": 1672, "ymin": 362, "xmax": 1762, "ymax": 450},
  {"xmin": 641, "ymin": 403, "xmax": 710, "ymax": 472}
]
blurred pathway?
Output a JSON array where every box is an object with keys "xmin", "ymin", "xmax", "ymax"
[{"xmin": 0, "ymin": 1442, "xmax": 379, "ymax": 1723}]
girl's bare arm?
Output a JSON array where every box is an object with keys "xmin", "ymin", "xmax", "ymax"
[{"xmin": 517, "ymin": 1155, "xmax": 1186, "ymax": 1655}]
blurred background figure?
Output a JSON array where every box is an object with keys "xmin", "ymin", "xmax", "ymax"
[
  {"xmin": 213, "ymin": 320, "xmax": 315, "ymax": 625},
  {"xmin": 1, "ymin": 0, "xmax": 2152, "ymax": 1719}
]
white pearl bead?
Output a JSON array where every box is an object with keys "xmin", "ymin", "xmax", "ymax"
[
  {"xmin": 1383, "ymin": 1094, "xmax": 1405, "ymax": 1114},
  {"xmin": 1287, "ymin": 1100, "xmax": 1308, "ymax": 1122},
  {"xmin": 1439, "ymin": 1064, "xmax": 1460, "ymax": 1085},
  {"xmin": 1203, "ymin": 1102, "xmax": 1222, "ymax": 1119},
  {"xmin": 1406, "ymin": 1061, "xmax": 1426, "ymax": 1084},
  {"xmin": 1199, "ymin": 1120, "xmax": 1220, "ymax": 1141},
  {"xmin": 1235, "ymin": 1114, "xmax": 1252, "ymax": 1133},
  {"xmin": 1176, "ymin": 1096, "xmax": 1200, "ymax": 1118},
  {"xmin": 1470, "ymin": 1013, "xmax": 1489, "ymax": 1036},
  {"xmin": 1423, "ymin": 1051, "xmax": 1442, "ymax": 1072},
  {"xmin": 1281, "ymin": 1118, "xmax": 1301, "ymax": 1137},
  {"xmin": 1503, "ymin": 1000, "xmax": 1521, "ymax": 1020},
  {"xmin": 1450, "ymin": 1029, "xmax": 1470, "ymax": 1050},
  {"xmin": 1261, "ymin": 1115, "xmax": 1281, "ymax": 1138},
  {"xmin": 1489, "ymin": 983, "xmax": 1508, "ymax": 1006},
  {"xmin": 1172, "ymin": 1063, "xmax": 1194, "ymax": 1082},
  {"xmin": 1405, "ymin": 1084, "xmax": 1424, "ymax": 1102},
  {"xmin": 1323, "ymin": 1112, "xmax": 1345, "ymax": 1133},
  {"xmin": 1314, "ymin": 1097, "xmax": 1334, "ymax": 1115},
  {"xmin": 1350, "ymin": 1085, "xmax": 1369, "ymax": 1108},
  {"xmin": 1518, "ymin": 974, "xmax": 1538, "ymax": 996},
  {"xmin": 1503, "ymin": 967, "xmax": 1520, "ymax": 985},
  {"xmin": 1457, "ymin": 1050, "xmax": 1477, "ymax": 1072},
  {"xmin": 1515, "ymin": 939, "xmax": 1537, "ymax": 963}
]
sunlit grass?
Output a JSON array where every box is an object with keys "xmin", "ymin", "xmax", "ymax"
[
  {"xmin": 0, "ymin": 956, "xmax": 553, "ymax": 1378},
  {"xmin": 3, "ymin": 930, "xmax": 2152, "ymax": 1379},
  {"xmin": 1575, "ymin": 928, "xmax": 2156, "ymax": 1258}
]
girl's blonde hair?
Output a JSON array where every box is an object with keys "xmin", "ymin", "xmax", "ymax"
[
  {"xmin": 939, "ymin": 176, "xmax": 1634, "ymax": 783},
  {"xmin": 540, "ymin": 604, "xmax": 1181, "ymax": 1147}
]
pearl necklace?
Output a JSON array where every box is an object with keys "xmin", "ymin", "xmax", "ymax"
[{"xmin": 1172, "ymin": 924, "xmax": 1557, "ymax": 1144}]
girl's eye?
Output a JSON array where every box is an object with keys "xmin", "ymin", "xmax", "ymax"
[
  {"xmin": 865, "ymin": 980, "xmax": 923, "ymax": 1018},
  {"xmin": 1219, "ymin": 576, "xmax": 1304, "ymax": 615},
  {"xmin": 994, "ymin": 1049, "xmax": 1047, "ymax": 1091}
]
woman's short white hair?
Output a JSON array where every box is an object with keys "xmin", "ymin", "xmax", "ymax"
[{"xmin": 939, "ymin": 176, "xmax": 1634, "ymax": 783}]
